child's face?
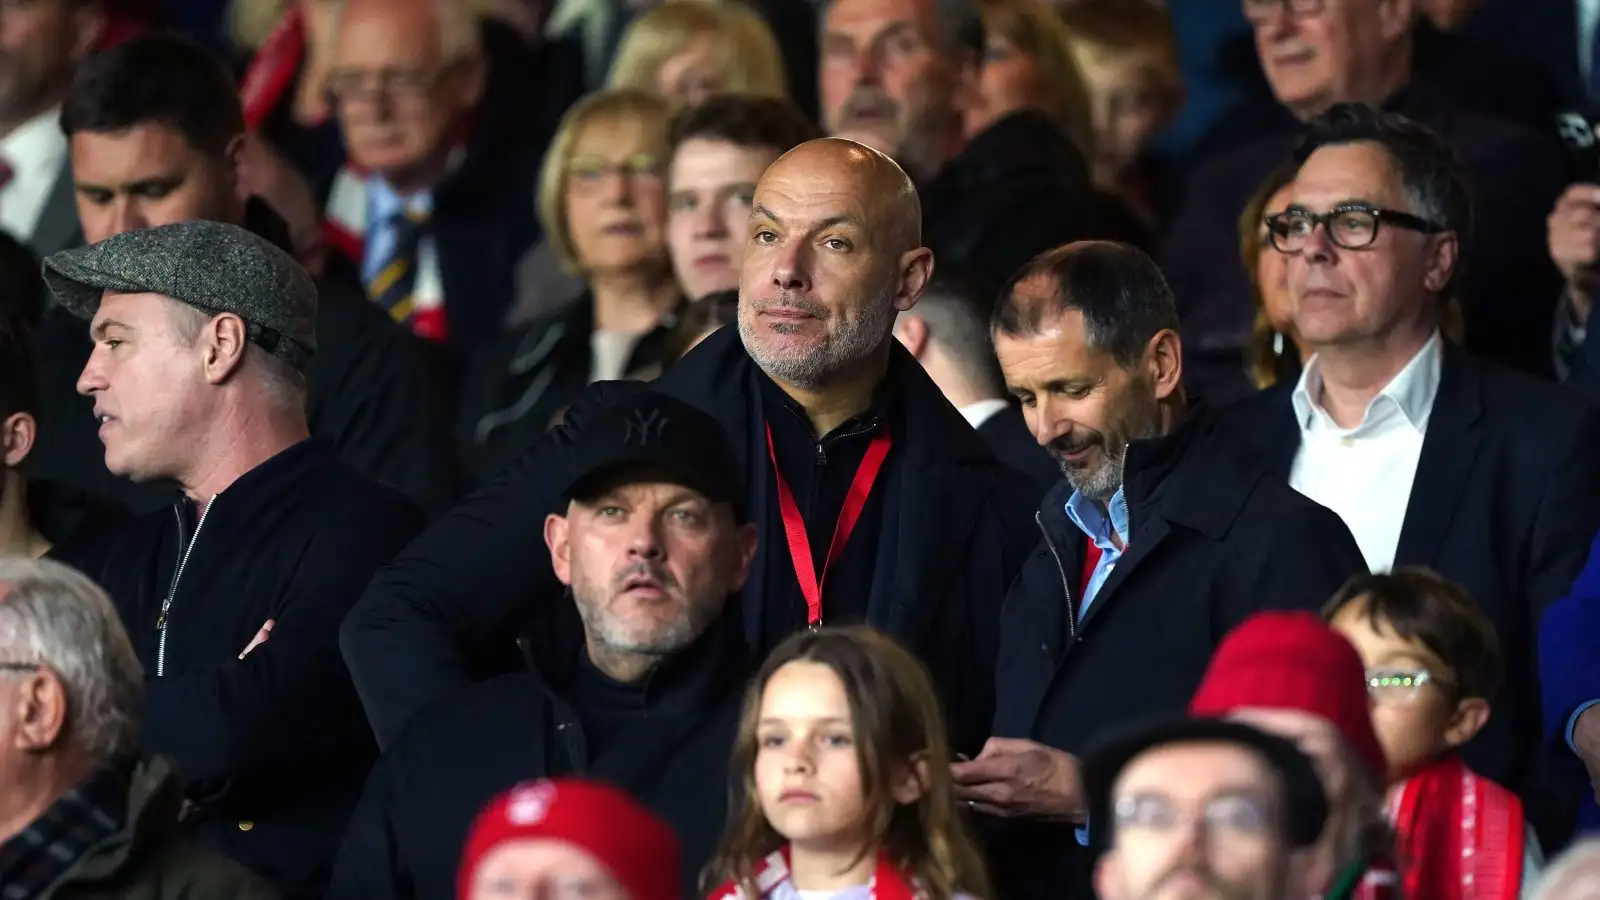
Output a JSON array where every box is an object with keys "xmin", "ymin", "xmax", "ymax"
[
  {"xmin": 1329, "ymin": 601, "xmax": 1472, "ymax": 780},
  {"xmin": 1073, "ymin": 45, "xmax": 1178, "ymax": 172},
  {"xmin": 755, "ymin": 660, "xmax": 868, "ymax": 852}
]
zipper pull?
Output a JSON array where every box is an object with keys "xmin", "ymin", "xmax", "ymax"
[
  {"xmin": 814, "ymin": 443, "xmax": 827, "ymax": 466},
  {"xmin": 156, "ymin": 609, "xmax": 167, "ymax": 631}
]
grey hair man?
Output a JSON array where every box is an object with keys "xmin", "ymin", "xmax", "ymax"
[{"xmin": 0, "ymin": 556, "xmax": 275, "ymax": 897}]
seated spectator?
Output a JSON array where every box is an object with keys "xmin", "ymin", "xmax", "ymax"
[
  {"xmin": 1220, "ymin": 105, "xmax": 1600, "ymax": 845},
  {"xmin": 1533, "ymin": 838, "xmax": 1600, "ymax": 900},
  {"xmin": 819, "ymin": 0, "xmax": 1148, "ymax": 288},
  {"xmin": 31, "ymin": 34, "xmax": 459, "ymax": 516},
  {"xmin": 1166, "ymin": 0, "xmax": 1566, "ymax": 397},
  {"xmin": 891, "ymin": 266, "xmax": 1059, "ymax": 492},
  {"xmin": 461, "ymin": 89, "xmax": 682, "ymax": 485},
  {"xmin": 967, "ymin": 0, "xmax": 1093, "ymax": 158},
  {"xmin": 42, "ymin": 222, "xmax": 427, "ymax": 898},
  {"xmin": 607, "ymin": 0, "xmax": 787, "ymax": 107},
  {"xmin": 705, "ymin": 626, "xmax": 991, "ymax": 900},
  {"xmin": 1239, "ymin": 164, "xmax": 1302, "ymax": 391},
  {"xmin": 1082, "ymin": 718, "xmax": 1330, "ymax": 900},
  {"xmin": 458, "ymin": 779, "xmax": 679, "ymax": 900},
  {"xmin": 1191, "ymin": 612, "xmax": 1401, "ymax": 898},
  {"xmin": 1326, "ymin": 569, "xmax": 1541, "ymax": 897},
  {"xmin": 0, "ymin": 558, "xmax": 277, "ymax": 899},
  {"xmin": 1057, "ymin": 0, "xmax": 1185, "ymax": 231},
  {"xmin": 0, "ymin": 0, "xmax": 105, "ymax": 258},
  {"xmin": 656, "ymin": 289, "xmax": 739, "ymax": 372},
  {"xmin": 1539, "ymin": 528, "xmax": 1600, "ymax": 836},
  {"xmin": 329, "ymin": 392, "xmax": 756, "ymax": 900},
  {"xmin": 959, "ymin": 241, "xmax": 1365, "ymax": 900},
  {"xmin": 663, "ymin": 95, "xmax": 819, "ymax": 305}
]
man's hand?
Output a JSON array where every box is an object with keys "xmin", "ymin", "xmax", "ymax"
[
  {"xmin": 239, "ymin": 620, "xmax": 275, "ymax": 660},
  {"xmin": 1548, "ymin": 184, "xmax": 1600, "ymax": 325},
  {"xmin": 950, "ymin": 737, "xmax": 1084, "ymax": 820}
]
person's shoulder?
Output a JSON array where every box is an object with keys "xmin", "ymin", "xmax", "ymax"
[{"xmin": 132, "ymin": 830, "xmax": 281, "ymax": 898}]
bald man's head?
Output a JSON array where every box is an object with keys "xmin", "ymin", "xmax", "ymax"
[{"xmin": 738, "ymin": 138, "xmax": 935, "ymax": 391}]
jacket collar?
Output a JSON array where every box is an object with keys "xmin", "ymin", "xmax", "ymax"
[{"xmin": 175, "ymin": 439, "xmax": 337, "ymax": 519}]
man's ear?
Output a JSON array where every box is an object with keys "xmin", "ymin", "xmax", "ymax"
[
  {"xmin": 0, "ymin": 412, "xmax": 36, "ymax": 469},
  {"xmin": 12, "ymin": 669, "xmax": 70, "ymax": 753},
  {"xmin": 893, "ymin": 248, "xmax": 934, "ymax": 313},
  {"xmin": 1442, "ymin": 696, "xmax": 1491, "ymax": 749},
  {"xmin": 545, "ymin": 512, "xmax": 574, "ymax": 587},
  {"xmin": 889, "ymin": 751, "xmax": 931, "ymax": 805},
  {"xmin": 894, "ymin": 314, "xmax": 929, "ymax": 359},
  {"xmin": 1145, "ymin": 328, "xmax": 1183, "ymax": 400},
  {"xmin": 1422, "ymin": 232, "xmax": 1459, "ymax": 296},
  {"xmin": 201, "ymin": 314, "xmax": 250, "ymax": 385}
]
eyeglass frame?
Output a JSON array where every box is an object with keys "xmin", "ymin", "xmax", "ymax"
[
  {"xmin": 1242, "ymin": 0, "xmax": 1326, "ymax": 24},
  {"xmin": 323, "ymin": 59, "xmax": 472, "ymax": 108},
  {"xmin": 1365, "ymin": 667, "xmax": 1454, "ymax": 705},
  {"xmin": 1265, "ymin": 203, "xmax": 1447, "ymax": 254},
  {"xmin": 1112, "ymin": 790, "xmax": 1280, "ymax": 840}
]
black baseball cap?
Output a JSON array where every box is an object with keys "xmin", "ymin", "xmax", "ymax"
[
  {"xmin": 1082, "ymin": 717, "xmax": 1329, "ymax": 851},
  {"xmin": 560, "ymin": 391, "xmax": 745, "ymax": 519}
]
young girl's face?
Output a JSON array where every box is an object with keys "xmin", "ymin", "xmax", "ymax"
[
  {"xmin": 1329, "ymin": 601, "xmax": 1462, "ymax": 780},
  {"xmin": 754, "ymin": 660, "xmax": 868, "ymax": 851}
]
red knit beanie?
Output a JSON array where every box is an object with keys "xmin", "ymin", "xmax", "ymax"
[
  {"xmin": 458, "ymin": 779, "xmax": 680, "ymax": 900},
  {"xmin": 1190, "ymin": 611, "xmax": 1388, "ymax": 781}
]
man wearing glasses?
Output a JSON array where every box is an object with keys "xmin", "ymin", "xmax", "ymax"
[{"xmin": 1222, "ymin": 102, "xmax": 1600, "ymax": 851}]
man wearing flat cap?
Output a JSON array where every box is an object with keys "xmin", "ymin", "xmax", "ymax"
[
  {"xmin": 329, "ymin": 390, "xmax": 755, "ymax": 900},
  {"xmin": 43, "ymin": 220, "xmax": 428, "ymax": 900},
  {"xmin": 1083, "ymin": 717, "xmax": 1330, "ymax": 900}
]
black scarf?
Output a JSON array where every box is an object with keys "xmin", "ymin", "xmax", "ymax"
[{"xmin": 0, "ymin": 758, "xmax": 132, "ymax": 896}]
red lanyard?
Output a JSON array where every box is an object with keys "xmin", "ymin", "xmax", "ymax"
[{"xmin": 766, "ymin": 424, "xmax": 892, "ymax": 627}]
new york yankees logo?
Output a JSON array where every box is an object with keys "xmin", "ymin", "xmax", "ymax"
[{"xmin": 623, "ymin": 407, "xmax": 669, "ymax": 446}]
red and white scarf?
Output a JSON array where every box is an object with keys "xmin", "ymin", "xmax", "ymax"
[
  {"xmin": 1387, "ymin": 753, "xmax": 1523, "ymax": 900},
  {"xmin": 239, "ymin": 4, "xmax": 310, "ymax": 131},
  {"xmin": 708, "ymin": 847, "xmax": 921, "ymax": 900}
]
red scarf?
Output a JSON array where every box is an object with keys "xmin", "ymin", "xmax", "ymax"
[
  {"xmin": 708, "ymin": 847, "xmax": 919, "ymax": 900},
  {"xmin": 240, "ymin": 5, "xmax": 310, "ymax": 131},
  {"xmin": 1387, "ymin": 754, "xmax": 1523, "ymax": 900}
]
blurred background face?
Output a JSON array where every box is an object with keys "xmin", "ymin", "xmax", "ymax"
[
  {"xmin": 70, "ymin": 124, "xmax": 242, "ymax": 244},
  {"xmin": 469, "ymin": 840, "xmax": 629, "ymax": 900},
  {"xmin": 1256, "ymin": 182, "xmax": 1295, "ymax": 335},
  {"xmin": 0, "ymin": 0, "xmax": 99, "ymax": 126},
  {"xmin": 820, "ymin": 0, "xmax": 961, "ymax": 164},
  {"xmin": 1075, "ymin": 45, "xmax": 1175, "ymax": 173},
  {"xmin": 968, "ymin": 33, "xmax": 1047, "ymax": 138},
  {"xmin": 653, "ymin": 30, "xmax": 724, "ymax": 106},
  {"xmin": 328, "ymin": 2, "xmax": 483, "ymax": 181},
  {"xmin": 1247, "ymin": 0, "xmax": 1386, "ymax": 117},
  {"xmin": 992, "ymin": 296, "xmax": 1163, "ymax": 501},
  {"xmin": 1228, "ymin": 708, "xmax": 1360, "ymax": 813},
  {"xmin": 754, "ymin": 660, "xmax": 869, "ymax": 851},
  {"xmin": 667, "ymin": 138, "xmax": 778, "ymax": 301},
  {"xmin": 1098, "ymin": 742, "xmax": 1292, "ymax": 900},
  {"xmin": 563, "ymin": 116, "xmax": 669, "ymax": 277}
]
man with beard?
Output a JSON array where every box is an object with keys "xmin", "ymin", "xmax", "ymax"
[
  {"xmin": 328, "ymin": 391, "xmax": 757, "ymax": 900},
  {"xmin": 953, "ymin": 240, "xmax": 1366, "ymax": 900},
  {"xmin": 817, "ymin": 0, "xmax": 1148, "ymax": 289}
]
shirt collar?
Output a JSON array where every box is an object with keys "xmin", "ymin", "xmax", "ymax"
[
  {"xmin": 0, "ymin": 105, "xmax": 65, "ymax": 176},
  {"xmin": 367, "ymin": 176, "xmax": 433, "ymax": 224},
  {"xmin": 1291, "ymin": 332, "xmax": 1443, "ymax": 433},
  {"xmin": 1064, "ymin": 486, "xmax": 1128, "ymax": 549},
  {"xmin": 957, "ymin": 398, "xmax": 1010, "ymax": 430}
]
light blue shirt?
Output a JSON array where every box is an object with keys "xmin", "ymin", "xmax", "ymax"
[
  {"xmin": 1063, "ymin": 487, "xmax": 1130, "ymax": 620},
  {"xmin": 360, "ymin": 178, "xmax": 434, "ymax": 285}
]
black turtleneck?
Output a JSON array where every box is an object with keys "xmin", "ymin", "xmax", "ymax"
[
  {"xmin": 567, "ymin": 653, "xmax": 651, "ymax": 759},
  {"xmin": 757, "ymin": 372, "xmax": 898, "ymax": 641}
]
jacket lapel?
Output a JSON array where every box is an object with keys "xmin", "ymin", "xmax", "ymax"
[
  {"xmin": 31, "ymin": 162, "xmax": 81, "ymax": 257},
  {"xmin": 1260, "ymin": 386, "xmax": 1301, "ymax": 478},
  {"xmin": 1074, "ymin": 517, "xmax": 1174, "ymax": 635},
  {"xmin": 1394, "ymin": 345, "xmax": 1484, "ymax": 568}
]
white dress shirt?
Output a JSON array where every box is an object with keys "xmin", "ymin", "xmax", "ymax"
[
  {"xmin": 958, "ymin": 398, "xmax": 1010, "ymax": 430},
  {"xmin": 0, "ymin": 106, "xmax": 66, "ymax": 244},
  {"xmin": 362, "ymin": 177, "xmax": 445, "ymax": 316},
  {"xmin": 1288, "ymin": 334, "xmax": 1443, "ymax": 574}
]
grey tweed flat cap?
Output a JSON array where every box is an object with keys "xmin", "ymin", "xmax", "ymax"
[{"xmin": 42, "ymin": 221, "xmax": 317, "ymax": 372}]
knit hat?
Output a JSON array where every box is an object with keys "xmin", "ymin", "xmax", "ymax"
[
  {"xmin": 458, "ymin": 779, "xmax": 680, "ymax": 900},
  {"xmin": 1189, "ymin": 611, "xmax": 1388, "ymax": 781}
]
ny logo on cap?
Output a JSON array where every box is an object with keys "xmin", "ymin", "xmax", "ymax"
[
  {"xmin": 506, "ymin": 780, "xmax": 558, "ymax": 826},
  {"xmin": 623, "ymin": 408, "xmax": 669, "ymax": 446}
]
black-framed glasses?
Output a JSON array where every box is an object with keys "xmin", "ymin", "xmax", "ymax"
[
  {"xmin": 0, "ymin": 662, "xmax": 39, "ymax": 674},
  {"xmin": 1266, "ymin": 204, "xmax": 1444, "ymax": 254},
  {"xmin": 1242, "ymin": 0, "xmax": 1325, "ymax": 24}
]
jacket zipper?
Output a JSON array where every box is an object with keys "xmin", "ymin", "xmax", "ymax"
[
  {"xmin": 1035, "ymin": 510, "xmax": 1077, "ymax": 644},
  {"xmin": 157, "ymin": 499, "xmax": 212, "ymax": 677}
]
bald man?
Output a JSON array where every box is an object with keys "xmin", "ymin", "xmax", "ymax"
[{"xmin": 341, "ymin": 137, "xmax": 1041, "ymax": 757}]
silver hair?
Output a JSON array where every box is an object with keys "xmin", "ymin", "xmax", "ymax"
[
  {"xmin": 0, "ymin": 558, "xmax": 143, "ymax": 761},
  {"xmin": 1532, "ymin": 837, "xmax": 1600, "ymax": 900}
]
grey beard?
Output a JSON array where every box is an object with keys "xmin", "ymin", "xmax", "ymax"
[
  {"xmin": 739, "ymin": 301, "xmax": 896, "ymax": 391},
  {"xmin": 1062, "ymin": 443, "xmax": 1128, "ymax": 503}
]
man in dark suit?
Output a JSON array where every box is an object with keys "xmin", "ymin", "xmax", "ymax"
[
  {"xmin": 340, "ymin": 138, "xmax": 1040, "ymax": 758},
  {"xmin": 1220, "ymin": 104, "xmax": 1600, "ymax": 846},
  {"xmin": 892, "ymin": 267, "xmax": 1058, "ymax": 494}
]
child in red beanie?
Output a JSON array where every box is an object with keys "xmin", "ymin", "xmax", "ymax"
[
  {"xmin": 458, "ymin": 779, "xmax": 680, "ymax": 900},
  {"xmin": 1326, "ymin": 569, "xmax": 1538, "ymax": 900},
  {"xmin": 1190, "ymin": 610, "xmax": 1400, "ymax": 900}
]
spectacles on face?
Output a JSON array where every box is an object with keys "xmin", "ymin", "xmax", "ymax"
[
  {"xmin": 1265, "ymin": 204, "xmax": 1445, "ymax": 254},
  {"xmin": 324, "ymin": 63, "xmax": 461, "ymax": 108},
  {"xmin": 567, "ymin": 154, "xmax": 664, "ymax": 193},
  {"xmin": 1242, "ymin": 0, "xmax": 1325, "ymax": 24},
  {"xmin": 1113, "ymin": 791, "xmax": 1277, "ymax": 840},
  {"xmin": 0, "ymin": 662, "xmax": 39, "ymax": 674},
  {"xmin": 1366, "ymin": 668, "xmax": 1450, "ymax": 705}
]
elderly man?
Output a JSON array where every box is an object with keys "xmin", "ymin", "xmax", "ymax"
[
  {"xmin": 1082, "ymin": 718, "xmax": 1329, "ymax": 900},
  {"xmin": 42, "ymin": 221, "xmax": 427, "ymax": 898},
  {"xmin": 817, "ymin": 0, "xmax": 1147, "ymax": 289},
  {"xmin": 329, "ymin": 391, "xmax": 756, "ymax": 900},
  {"xmin": 0, "ymin": 557, "xmax": 276, "ymax": 897},
  {"xmin": 1221, "ymin": 103, "xmax": 1600, "ymax": 847},
  {"xmin": 1165, "ymin": 0, "xmax": 1566, "ymax": 400},
  {"xmin": 961, "ymin": 239, "xmax": 1364, "ymax": 900},
  {"xmin": 342, "ymin": 138, "xmax": 1038, "ymax": 760}
]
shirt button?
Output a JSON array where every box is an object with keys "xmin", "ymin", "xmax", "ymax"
[{"xmin": 238, "ymin": 821, "xmax": 254, "ymax": 832}]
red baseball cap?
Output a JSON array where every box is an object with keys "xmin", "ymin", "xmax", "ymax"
[{"xmin": 458, "ymin": 779, "xmax": 680, "ymax": 900}]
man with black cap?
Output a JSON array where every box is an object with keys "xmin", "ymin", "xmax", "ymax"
[
  {"xmin": 41, "ymin": 220, "xmax": 427, "ymax": 900},
  {"xmin": 328, "ymin": 389, "xmax": 757, "ymax": 900},
  {"xmin": 1083, "ymin": 718, "xmax": 1330, "ymax": 900}
]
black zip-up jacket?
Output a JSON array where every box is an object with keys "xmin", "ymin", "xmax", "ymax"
[
  {"xmin": 339, "ymin": 326, "xmax": 1041, "ymax": 756},
  {"xmin": 327, "ymin": 603, "xmax": 749, "ymax": 900},
  {"xmin": 52, "ymin": 440, "xmax": 426, "ymax": 900},
  {"xmin": 986, "ymin": 407, "xmax": 1368, "ymax": 900}
]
